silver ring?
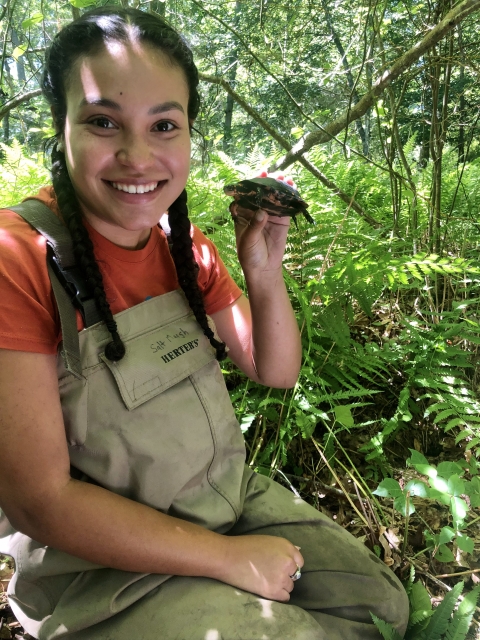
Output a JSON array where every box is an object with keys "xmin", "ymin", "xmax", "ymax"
[{"xmin": 290, "ymin": 565, "xmax": 301, "ymax": 581}]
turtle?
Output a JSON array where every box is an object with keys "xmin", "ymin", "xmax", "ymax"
[{"xmin": 223, "ymin": 177, "xmax": 314, "ymax": 227}]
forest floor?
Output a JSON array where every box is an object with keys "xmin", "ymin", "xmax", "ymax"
[{"xmin": 0, "ymin": 425, "xmax": 479, "ymax": 638}]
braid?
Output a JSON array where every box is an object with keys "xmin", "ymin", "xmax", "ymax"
[
  {"xmin": 51, "ymin": 145, "xmax": 126, "ymax": 362},
  {"xmin": 168, "ymin": 190, "xmax": 227, "ymax": 361}
]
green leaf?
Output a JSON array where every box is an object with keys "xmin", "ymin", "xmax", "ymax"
[
  {"xmin": 430, "ymin": 475, "xmax": 449, "ymax": 493},
  {"xmin": 394, "ymin": 494, "xmax": 415, "ymax": 516},
  {"xmin": 437, "ymin": 461, "xmax": 464, "ymax": 479},
  {"xmin": 438, "ymin": 526, "xmax": 455, "ymax": 545},
  {"xmin": 470, "ymin": 494, "xmax": 480, "ymax": 508},
  {"xmin": 447, "ymin": 474, "xmax": 465, "ymax": 497},
  {"xmin": 405, "ymin": 479, "xmax": 428, "ymax": 497},
  {"xmin": 456, "ymin": 533, "xmax": 474, "ymax": 554},
  {"xmin": 436, "ymin": 543, "xmax": 455, "ymax": 562},
  {"xmin": 21, "ymin": 12, "xmax": 43, "ymax": 29},
  {"xmin": 373, "ymin": 478, "xmax": 403, "ymax": 499},
  {"xmin": 333, "ymin": 405, "xmax": 354, "ymax": 428},
  {"xmin": 70, "ymin": 0, "xmax": 96, "ymax": 7},
  {"xmin": 12, "ymin": 44, "xmax": 27, "ymax": 61},
  {"xmin": 410, "ymin": 580, "xmax": 432, "ymax": 614},
  {"xmin": 451, "ymin": 497, "xmax": 468, "ymax": 525},
  {"xmin": 407, "ymin": 450, "xmax": 437, "ymax": 478},
  {"xmin": 427, "ymin": 488, "xmax": 451, "ymax": 505}
]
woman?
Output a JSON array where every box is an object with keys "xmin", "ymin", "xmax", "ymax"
[{"xmin": 0, "ymin": 7, "xmax": 409, "ymax": 639}]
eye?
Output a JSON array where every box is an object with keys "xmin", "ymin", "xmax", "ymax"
[
  {"xmin": 89, "ymin": 116, "xmax": 115, "ymax": 129},
  {"xmin": 153, "ymin": 121, "xmax": 176, "ymax": 133}
]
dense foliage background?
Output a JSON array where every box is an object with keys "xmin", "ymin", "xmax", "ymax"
[{"xmin": 2, "ymin": 0, "xmax": 480, "ymax": 636}]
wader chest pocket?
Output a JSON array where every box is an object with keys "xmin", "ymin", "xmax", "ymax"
[{"xmin": 100, "ymin": 314, "xmax": 216, "ymax": 410}]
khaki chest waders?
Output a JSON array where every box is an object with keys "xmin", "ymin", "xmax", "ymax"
[{"xmin": 0, "ymin": 201, "xmax": 409, "ymax": 640}]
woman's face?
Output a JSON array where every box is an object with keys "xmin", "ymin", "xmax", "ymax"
[{"xmin": 62, "ymin": 41, "xmax": 191, "ymax": 249}]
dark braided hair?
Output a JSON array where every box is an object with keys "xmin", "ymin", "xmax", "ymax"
[{"xmin": 42, "ymin": 7, "xmax": 226, "ymax": 361}]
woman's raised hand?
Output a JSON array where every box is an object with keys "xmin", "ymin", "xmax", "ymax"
[
  {"xmin": 214, "ymin": 534, "xmax": 304, "ymax": 602},
  {"xmin": 230, "ymin": 171, "xmax": 295, "ymax": 276}
]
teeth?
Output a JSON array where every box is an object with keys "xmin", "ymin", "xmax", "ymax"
[{"xmin": 111, "ymin": 181, "xmax": 158, "ymax": 194}]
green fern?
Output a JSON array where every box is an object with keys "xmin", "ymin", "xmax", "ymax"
[
  {"xmin": 371, "ymin": 613, "xmax": 404, "ymax": 640},
  {"xmin": 420, "ymin": 582, "xmax": 464, "ymax": 640},
  {"xmin": 445, "ymin": 586, "xmax": 480, "ymax": 640}
]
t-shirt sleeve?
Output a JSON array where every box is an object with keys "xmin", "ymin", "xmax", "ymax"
[
  {"xmin": 0, "ymin": 209, "xmax": 61, "ymax": 354},
  {"xmin": 191, "ymin": 225, "xmax": 242, "ymax": 315}
]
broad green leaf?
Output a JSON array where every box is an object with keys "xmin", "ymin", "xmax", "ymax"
[
  {"xmin": 427, "ymin": 488, "xmax": 451, "ymax": 505},
  {"xmin": 430, "ymin": 475, "xmax": 449, "ymax": 493},
  {"xmin": 22, "ymin": 12, "xmax": 43, "ymax": 29},
  {"xmin": 373, "ymin": 478, "xmax": 403, "ymax": 499},
  {"xmin": 470, "ymin": 494, "xmax": 480, "ymax": 508},
  {"xmin": 447, "ymin": 474, "xmax": 465, "ymax": 497},
  {"xmin": 394, "ymin": 494, "xmax": 415, "ymax": 516},
  {"xmin": 437, "ymin": 461, "xmax": 464, "ymax": 478},
  {"xmin": 410, "ymin": 580, "xmax": 432, "ymax": 614},
  {"xmin": 436, "ymin": 544, "xmax": 455, "ymax": 563},
  {"xmin": 438, "ymin": 526, "xmax": 455, "ymax": 545},
  {"xmin": 333, "ymin": 405, "xmax": 354, "ymax": 428},
  {"xmin": 456, "ymin": 533, "xmax": 474, "ymax": 554},
  {"xmin": 407, "ymin": 450, "xmax": 437, "ymax": 478},
  {"xmin": 405, "ymin": 479, "xmax": 428, "ymax": 497},
  {"xmin": 451, "ymin": 497, "xmax": 468, "ymax": 525}
]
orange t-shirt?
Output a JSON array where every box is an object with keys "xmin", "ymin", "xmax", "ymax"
[{"xmin": 0, "ymin": 186, "xmax": 242, "ymax": 355}]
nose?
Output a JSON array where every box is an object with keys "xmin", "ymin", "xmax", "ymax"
[{"xmin": 115, "ymin": 131, "xmax": 154, "ymax": 170}]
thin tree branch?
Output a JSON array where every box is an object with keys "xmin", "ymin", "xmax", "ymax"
[
  {"xmin": 0, "ymin": 89, "xmax": 42, "ymax": 120},
  {"xmin": 190, "ymin": 0, "xmax": 324, "ymax": 132},
  {"xmin": 199, "ymin": 73, "xmax": 380, "ymax": 227},
  {"xmin": 270, "ymin": 0, "xmax": 480, "ymax": 172}
]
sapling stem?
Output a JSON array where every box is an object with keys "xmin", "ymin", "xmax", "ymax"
[{"xmin": 401, "ymin": 491, "xmax": 411, "ymax": 561}]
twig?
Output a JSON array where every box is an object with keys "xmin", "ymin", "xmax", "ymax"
[{"xmin": 435, "ymin": 568, "xmax": 480, "ymax": 579}]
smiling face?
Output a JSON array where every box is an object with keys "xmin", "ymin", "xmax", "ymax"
[{"xmin": 61, "ymin": 41, "xmax": 191, "ymax": 249}]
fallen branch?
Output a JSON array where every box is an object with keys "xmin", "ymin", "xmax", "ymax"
[{"xmin": 0, "ymin": 89, "xmax": 42, "ymax": 121}]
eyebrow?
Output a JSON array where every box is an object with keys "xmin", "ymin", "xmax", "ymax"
[{"xmin": 78, "ymin": 98, "xmax": 185, "ymax": 115}]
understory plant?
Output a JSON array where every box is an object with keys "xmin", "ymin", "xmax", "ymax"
[
  {"xmin": 372, "ymin": 569, "xmax": 480, "ymax": 640},
  {"xmin": 373, "ymin": 451, "xmax": 480, "ymax": 563}
]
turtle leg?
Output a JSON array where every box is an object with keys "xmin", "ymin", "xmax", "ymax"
[{"xmin": 304, "ymin": 211, "xmax": 315, "ymax": 224}]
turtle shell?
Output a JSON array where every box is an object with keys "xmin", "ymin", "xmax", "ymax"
[{"xmin": 224, "ymin": 177, "xmax": 313, "ymax": 223}]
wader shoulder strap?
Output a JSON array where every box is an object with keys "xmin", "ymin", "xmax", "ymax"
[{"xmin": 9, "ymin": 199, "xmax": 101, "ymax": 379}]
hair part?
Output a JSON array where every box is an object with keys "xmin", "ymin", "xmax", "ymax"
[{"xmin": 43, "ymin": 7, "xmax": 226, "ymax": 361}]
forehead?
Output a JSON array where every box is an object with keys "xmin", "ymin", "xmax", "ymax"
[{"xmin": 66, "ymin": 41, "xmax": 189, "ymax": 108}]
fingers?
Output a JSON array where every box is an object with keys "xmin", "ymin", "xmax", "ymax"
[{"xmin": 255, "ymin": 170, "xmax": 296, "ymax": 189}]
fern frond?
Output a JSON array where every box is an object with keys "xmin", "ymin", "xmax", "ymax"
[
  {"xmin": 445, "ymin": 585, "xmax": 480, "ymax": 640},
  {"xmin": 371, "ymin": 613, "xmax": 403, "ymax": 640},
  {"xmin": 422, "ymin": 582, "xmax": 464, "ymax": 640}
]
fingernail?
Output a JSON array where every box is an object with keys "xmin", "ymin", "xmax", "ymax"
[
  {"xmin": 295, "ymin": 546, "xmax": 301, "ymax": 550},
  {"xmin": 256, "ymin": 210, "xmax": 265, "ymax": 221}
]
